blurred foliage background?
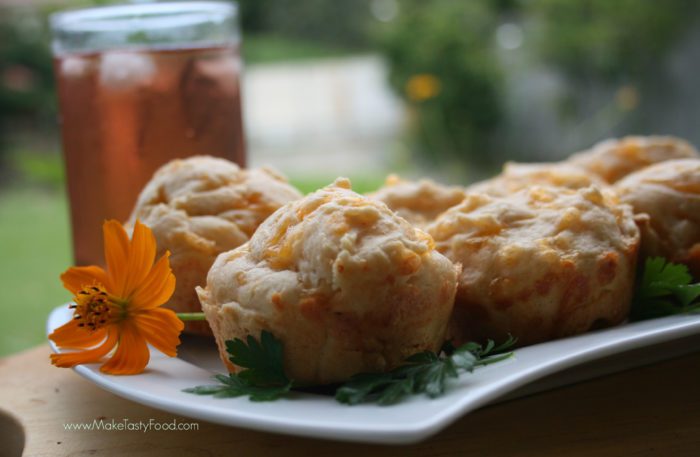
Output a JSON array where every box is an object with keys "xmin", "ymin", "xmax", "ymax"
[
  {"xmin": 380, "ymin": 0, "xmax": 505, "ymax": 167},
  {"xmin": 2, "ymin": 0, "xmax": 700, "ymax": 356},
  {"xmin": 3, "ymin": 0, "xmax": 700, "ymax": 180}
]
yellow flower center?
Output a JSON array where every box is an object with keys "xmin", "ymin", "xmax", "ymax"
[{"xmin": 70, "ymin": 285, "xmax": 118, "ymax": 331}]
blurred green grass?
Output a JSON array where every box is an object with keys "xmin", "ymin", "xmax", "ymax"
[
  {"xmin": 289, "ymin": 175, "xmax": 383, "ymax": 195},
  {"xmin": 244, "ymin": 34, "xmax": 351, "ymax": 64},
  {"xmin": 0, "ymin": 188, "xmax": 72, "ymax": 357}
]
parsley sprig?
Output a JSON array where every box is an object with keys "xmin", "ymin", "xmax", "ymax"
[
  {"xmin": 184, "ymin": 331, "xmax": 516, "ymax": 404},
  {"xmin": 335, "ymin": 336, "xmax": 516, "ymax": 406},
  {"xmin": 631, "ymin": 257, "xmax": 700, "ymax": 321},
  {"xmin": 183, "ymin": 331, "xmax": 292, "ymax": 401}
]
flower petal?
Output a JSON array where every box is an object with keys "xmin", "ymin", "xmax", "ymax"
[
  {"xmin": 103, "ymin": 220, "xmax": 130, "ymax": 296},
  {"xmin": 49, "ymin": 319, "xmax": 108, "ymax": 349},
  {"xmin": 133, "ymin": 308, "xmax": 184, "ymax": 357},
  {"xmin": 121, "ymin": 220, "xmax": 157, "ymax": 299},
  {"xmin": 99, "ymin": 321, "xmax": 150, "ymax": 375},
  {"xmin": 50, "ymin": 329, "xmax": 118, "ymax": 368},
  {"xmin": 130, "ymin": 252, "xmax": 176, "ymax": 309},
  {"xmin": 60, "ymin": 266, "xmax": 110, "ymax": 295}
]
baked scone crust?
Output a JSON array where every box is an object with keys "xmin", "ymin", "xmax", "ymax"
[
  {"xmin": 368, "ymin": 174, "xmax": 467, "ymax": 228},
  {"xmin": 427, "ymin": 186, "xmax": 639, "ymax": 346},
  {"xmin": 468, "ymin": 162, "xmax": 605, "ymax": 197},
  {"xmin": 615, "ymin": 158, "xmax": 700, "ymax": 278},
  {"xmin": 128, "ymin": 156, "xmax": 302, "ymax": 335},
  {"xmin": 568, "ymin": 135, "xmax": 699, "ymax": 183},
  {"xmin": 198, "ymin": 178, "xmax": 459, "ymax": 385}
]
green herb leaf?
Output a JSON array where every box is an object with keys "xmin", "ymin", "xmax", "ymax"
[
  {"xmin": 184, "ymin": 331, "xmax": 292, "ymax": 402},
  {"xmin": 185, "ymin": 331, "xmax": 516, "ymax": 405},
  {"xmin": 672, "ymin": 284, "xmax": 700, "ymax": 307},
  {"xmin": 335, "ymin": 373, "xmax": 391, "ymax": 405},
  {"xmin": 225, "ymin": 331, "xmax": 288, "ymax": 386},
  {"xmin": 182, "ymin": 385, "xmax": 229, "ymax": 395},
  {"xmin": 631, "ymin": 257, "xmax": 700, "ymax": 321},
  {"xmin": 335, "ymin": 336, "xmax": 516, "ymax": 406}
]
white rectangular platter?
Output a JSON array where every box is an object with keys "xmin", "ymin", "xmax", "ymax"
[{"xmin": 47, "ymin": 305, "xmax": 700, "ymax": 444}]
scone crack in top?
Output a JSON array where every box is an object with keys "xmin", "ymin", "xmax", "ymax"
[
  {"xmin": 427, "ymin": 185, "xmax": 639, "ymax": 258},
  {"xmin": 367, "ymin": 174, "xmax": 468, "ymax": 227},
  {"xmin": 136, "ymin": 157, "xmax": 301, "ymax": 230},
  {"xmin": 567, "ymin": 135, "xmax": 700, "ymax": 183},
  {"xmin": 467, "ymin": 161, "xmax": 606, "ymax": 198},
  {"xmin": 251, "ymin": 177, "xmax": 437, "ymax": 275}
]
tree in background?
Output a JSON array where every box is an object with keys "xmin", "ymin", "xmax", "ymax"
[
  {"xmin": 376, "ymin": 0, "xmax": 700, "ymax": 167},
  {"xmin": 236, "ymin": 0, "xmax": 371, "ymax": 49},
  {"xmin": 1, "ymin": 0, "xmax": 700, "ymax": 178},
  {"xmin": 530, "ymin": 0, "xmax": 699, "ymax": 83},
  {"xmin": 376, "ymin": 0, "xmax": 505, "ymax": 168},
  {"xmin": 528, "ymin": 0, "xmax": 700, "ymax": 131},
  {"xmin": 0, "ymin": 10, "xmax": 55, "ymax": 182}
]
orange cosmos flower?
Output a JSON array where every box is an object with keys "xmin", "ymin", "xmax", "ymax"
[{"xmin": 49, "ymin": 219, "xmax": 184, "ymax": 375}]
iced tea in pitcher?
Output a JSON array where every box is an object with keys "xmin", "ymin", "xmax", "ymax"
[{"xmin": 51, "ymin": 2, "xmax": 245, "ymax": 266}]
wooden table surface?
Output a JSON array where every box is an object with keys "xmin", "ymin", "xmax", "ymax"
[{"xmin": 1, "ymin": 345, "xmax": 699, "ymax": 457}]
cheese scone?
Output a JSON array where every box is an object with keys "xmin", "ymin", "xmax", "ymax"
[
  {"xmin": 568, "ymin": 135, "xmax": 699, "ymax": 183},
  {"xmin": 468, "ymin": 162, "xmax": 604, "ymax": 197},
  {"xmin": 427, "ymin": 186, "xmax": 639, "ymax": 346},
  {"xmin": 368, "ymin": 174, "xmax": 467, "ymax": 228},
  {"xmin": 198, "ymin": 178, "xmax": 458, "ymax": 385},
  {"xmin": 615, "ymin": 159, "xmax": 700, "ymax": 278},
  {"xmin": 128, "ymin": 156, "xmax": 302, "ymax": 335}
]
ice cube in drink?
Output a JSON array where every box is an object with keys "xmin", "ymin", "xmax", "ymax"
[{"xmin": 55, "ymin": 45, "xmax": 246, "ymax": 266}]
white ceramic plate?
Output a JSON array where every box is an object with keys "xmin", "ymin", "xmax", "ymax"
[{"xmin": 47, "ymin": 305, "xmax": 700, "ymax": 444}]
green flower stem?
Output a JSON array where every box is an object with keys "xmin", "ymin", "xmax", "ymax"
[{"xmin": 177, "ymin": 312, "xmax": 207, "ymax": 321}]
